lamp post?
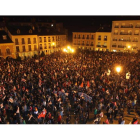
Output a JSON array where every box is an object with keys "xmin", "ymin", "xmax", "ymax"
[
  {"xmin": 127, "ymin": 45, "xmax": 131, "ymax": 53},
  {"xmin": 114, "ymin": 66, "xmax": 121, "ymax": 100}
]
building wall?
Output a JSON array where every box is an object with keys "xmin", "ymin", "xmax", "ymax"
[
  {"xmin": 11, "ymin": 35, "xmax": 39, "ymax": 59},
  {"xmin": 94, "ymin": 32, "xmax": 111, "ymax": 51},
  {"xmin": 111, "ymin": 20, "xmax": 140, "ymax": 52},
  {"xmin": 0, "ymin": 43, "xmax": 15, "ymax": 59},
  {"xmin": 38, "ymin": 35, "xmax": 67, "ymax": 55},
  {"xmin": 72, "ymin": 32, "xmax": 95, "ymax": 50}
]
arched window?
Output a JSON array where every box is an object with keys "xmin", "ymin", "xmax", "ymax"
[
  {"xmin": 6, "ymin": 48, "xmax": 11, "ymax": 55},
  {"xmin": 29, "ymin": 29, "xmax": 32, "ymax": 34},
  {"xmin": 17, "ymin": 29, "xmax": 20, "ymax": 34}
]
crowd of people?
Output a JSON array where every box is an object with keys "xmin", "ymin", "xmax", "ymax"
[{"xmin": 0, "ymin": 49, "xmax": 140, "ymax": 124}]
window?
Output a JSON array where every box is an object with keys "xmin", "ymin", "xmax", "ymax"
[
  {"xmin": 22, "ymin": 46, "xmax": 26, "ymax": 52},
  {"xmin": 0, "ymin": 49, "xmax": 2, "ymax": 55},
  {"xmin": 74, "ymin": 35, "xmax": 76, "ymax": 38},
  {"xmin": 17, "ymin": 29, "xmax": 20, "ymax": 34},
  {"xmin": 16, "ymin": 46, "xmax": 20, "ymax": 52},
  {"xmin": 98, "ymin": 35, "xmax": 101, "ymax": 40},
  {"xmin": 22, "ymin": 38, "xmax": 25, "ymax": 44},
  {"xmin": 52, "ymin": 37, "xmax": 54, "ymax": 41},
  {"xmin": 40, "ymin": 44, "xmax": 43, "ymax": 50},
  {"xmin": 34, "ymin": 45, "xmax": 37, "ymax": 51},
  {"xmin": 3, "ymin": 35, "xmax": 7, "ymax": 40},
  {"xmin": 33, "ymin": 38, "xmax": 36, "ymax": 44},
  {"xmin": 91, "ymin": 35, "xmax": 94, "ymax": 39},
  {"xmin": 44, "ymin": 43, "xmax": 47, "ymax": 49},
  {"xmin": 87, "ymin": 35, "xmax": 89, "ymax": 39},
  {"xmin": 48, "ymin": 37, "xmax": 51, "ymax": 42},
  {"xmin": 28, "ymin": 45, "xmax": 31, "ymax": 51},
  {"xmin": 28, "ymin": 38, "xmax": 31, "ymax": 44},
  {"xmin": 29, "ymin": 29, "xmax": 32, "ymax": 34},
  {"xmin": 134, "ymin": 30, "xmax": 139, "ymax": 35},
  {"xmin": 78, "ymin": 35, "xmax": 80, "ymax": 39},
  {"xmin": 104, "ymin": 36, "xmax": 107, "ymax": 41},
  {"xmin": 82, "ymin": 35, "xmax": 85, "ymax": 39},
  {"xmin": 15, "ymin": 38, "xmax": 19, "ymax": 45},
  {"xmin": 48, "ymin": 43, "xmax": 51, "ymax": 49},
  {"xmin": 39, "ymin": 37, "xmax": 42, "ymax": 43},
  {"xmin": 44, "ymin": 37, "xmax": 46, "ymax": 42},
  {"xmin": 6, "ymin": 48, "xmax": 10, "ymax": 55}
]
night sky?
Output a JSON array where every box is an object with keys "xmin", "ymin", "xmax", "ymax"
[{"xmin": 1, "ymin": 16, "xmax": 140, "ymax": 42}]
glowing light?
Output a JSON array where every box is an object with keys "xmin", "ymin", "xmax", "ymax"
[
  {"xmin": 128, "ymin": 46, "xmax": 131, "ymax": 49},
  {"xmin": 116, "ymin": 66, "xmax": 121, "ymax": 73},
  {"xmin": 52, "ymin": 42, "xmax": 55, "ymax": 46},
  {"xmin": 71, "ymin": 49, "xmax": 74, "ymax": 53},
  {"xmin": 67, "ymin": 46, "xmax": 70, "ymax": 49}
]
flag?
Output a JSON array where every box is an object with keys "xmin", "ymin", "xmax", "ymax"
[
  {"xmin": 105, "ymin": 119, "xmax": 109, "ymax": 124},
  {"xmin": 80, "ymin": 82, "xmax": 83, "ymax": 88},
  {"xmin": 38, "ymin": 109, "xmax": 47, "ymax": 119},
  {"xmin": 87, "ymin": 81, "xmax": 90, "ymax": 88},
  {"xmin": 133, "ymin": 120, "xmax": 138, "ymax": 124}
]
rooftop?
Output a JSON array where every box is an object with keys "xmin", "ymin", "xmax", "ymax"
[{"xmin": 0, "ymin": 30, "xmax": 13, "ymax": 44}]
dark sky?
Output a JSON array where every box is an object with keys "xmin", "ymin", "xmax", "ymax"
[{"xmin": 1, "ymin": 16, "xmax": 140, "ymax": 42}]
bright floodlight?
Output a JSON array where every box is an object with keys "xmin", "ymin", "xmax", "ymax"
[
  {"xmin": 128, "ymin": 46, "xmax": 131, "ymax": 49},
  {"xmin": 52, "ymin": 42, "xmax": 55, "ymax": 46},
  {"xmin": 63, "ymin": 48, "xmax": 67, "ymax": 52},
  {"xmin": 67, "ymin": 46, "xmax": 70, "ymax": 49},
  {"xmin": 71, "ymin": 49, "xmax": 74, "ymax": 53},
  {"xmin": 116, "ymin": 66, "xmax": 121, "ymax": 73}
]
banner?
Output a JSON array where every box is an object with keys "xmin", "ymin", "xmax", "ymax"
[{"xmin": 78, "ymin": 92, "xmax": 92, "ymax": 103}]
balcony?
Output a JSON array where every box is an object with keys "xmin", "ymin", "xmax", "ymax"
[
  {"xmin": 119, "ymin": 39, "xmax": 131, "ymax": 42},
  {"xmin": 135, "ymin": 26, "xmax": 140, "ymax": 28},
  {"xmin": 5, "ymin": 52, "xmax": 12, "ymax": 55},
  {"xmin": 48, "ymin": 40, "xmax": 51, "ymax": 42},
  {"xmin": 120, "ymin": 32, "xmax": 132, "ymax": 35},
  {"xmin": 44, "ymin": 40, "xmax": 46, "ymax": 42},
  {"xmin": 132, "ymin": 40, "xmax": 138, "ymax": 42},
  {"xmin": 121, "ymin": 25, "xmax": 133, "ymax": 28},
  {"xmin": 97, "ymin": 45, "xmax": 101, "ymax": 47},
  {"xmin": 86, "ymin": 44, "xmax": 89, "ymax": 46},
  {"xmin": 102, "ymin": 45, "xmax": 107, "ymax": 48},
  {"xmin": 74, "ymin": 37, "xmax": 77, "ymax": 39},
  {"xmin": 114, "ymin": 33, "xmax": 118, "ymax": 35},
  {"xmin": 133, "ymin": 47, "xmax": 138, "ymax": 49},
  {"xmin": 112, "ymin": 45, "xmax": 117, "ymax": 47},
  {"xmin": 104, "ymin": 39, "xmax": 107, "ymax": 41},
  {"xmin": 23, "ymin": 49, "xmax": 26, "ymax": 52},
  {"xmin": 78, "ymin": 37, "xmax": 81, "ymax": 39},
  {"xmin": 28, "ymin": 41, "xmax": 31, "ymax": 44},
  {"xmin": 118, "ymin": 45, "xmax": 125, "ymax": 48},
  {"xmin": 15, "ymin": 42, "xmax": 19, "ymax": 45},
  {"xmin": 90, "ymin": 44, "xmax": 93, "ymax": 46},
  {"xmin": 82, "ymin": 43, "xmax": 85, "ymax": 45},
  {"xmin": 86, "ymin": 38, "xmax": 89, "ymax": 39},
  {"xmin": 98, "ymin": 38, "xmax": 101, "ymax": 40},
  {"xmin": 82, "ymin": 37, "xmax": 85, "ymax": 39},
  {"xmin": 134, "ymin": 33, "xmax": 139, "ymax": 35},
  {"xmin": 34, "ymin": 48, "xmax": 38, "ymax": 51},
  {"xmin": 91, "ymin": 38, "xmax": 94, "ymax": 39},
  {"xmin": 114, "ymin": 26, "xmax": 119, "ymax": 28},
  {"xmin": 113, "ymin": 39, "xmax": 117, "ymax": 41}
]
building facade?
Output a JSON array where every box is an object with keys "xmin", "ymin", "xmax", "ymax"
[
  {"xmin": 111, "ymin": 20, "xmax": 140, "ymax": 52},
  {"xmin": 94, "ymin": 32, "xmax": 111, "ymax": 51},
  {"xmin": 72, "ymin": 31, "xmax": 111, "ymax": 51},
  {"xmin": 0, "ymin": 26, "xmax": 67, "ymax": 59},
  {"xmin": 0, "ymin": 30, "xmax": 15, "ymax": 59},
  {"xmin": 72, "ymin": 32, "xmax": 95, "ymax": 50}
]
